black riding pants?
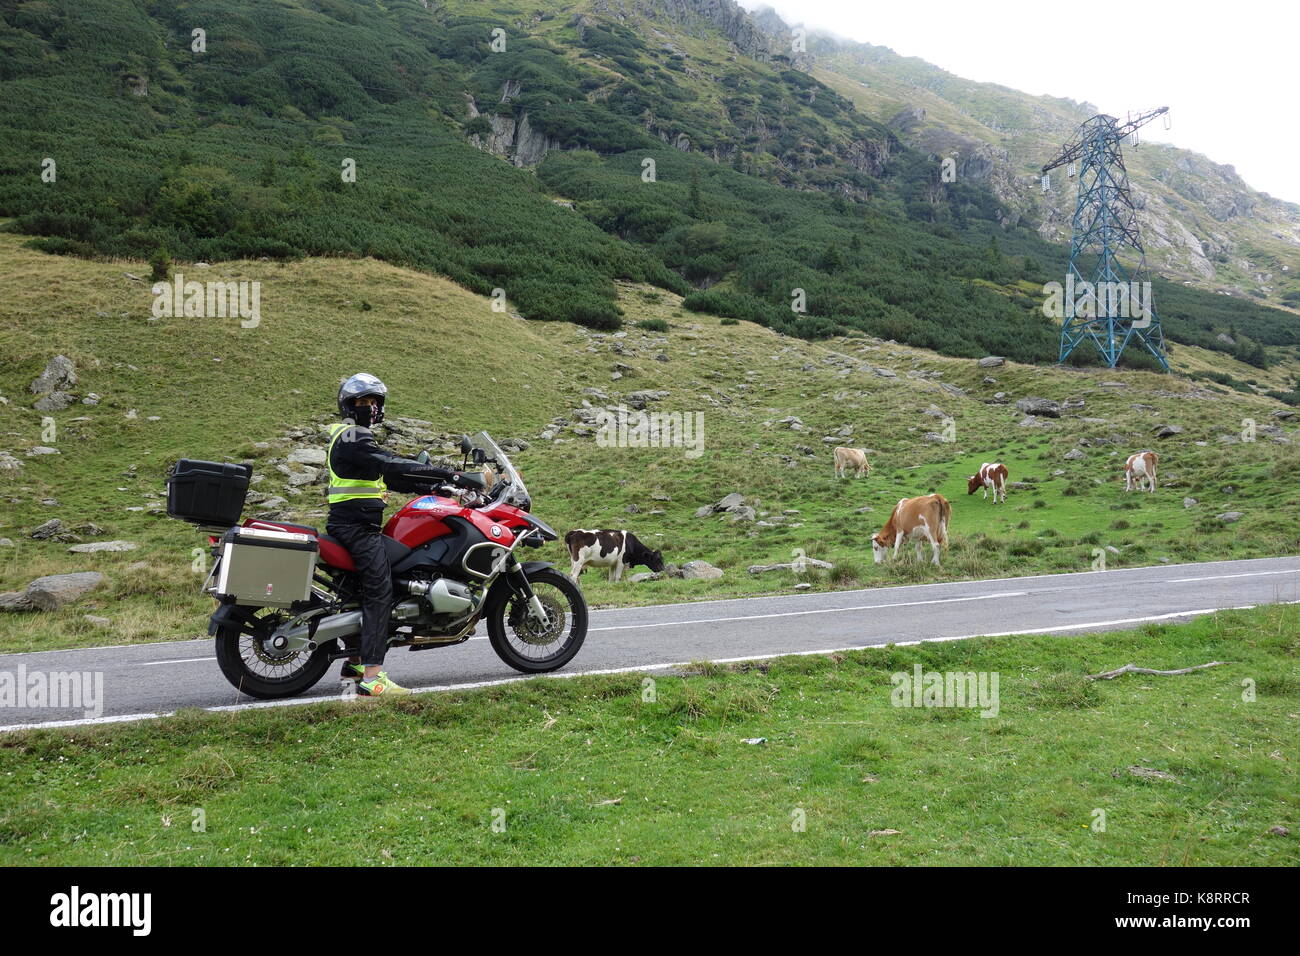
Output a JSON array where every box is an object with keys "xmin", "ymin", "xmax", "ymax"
[{"xmin": 326, "ymin": 504, "xmax": 392, "ymax": 667}]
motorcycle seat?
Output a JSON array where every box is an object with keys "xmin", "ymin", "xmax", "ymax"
[{"xmin": 317, "ymin": 533, "xmax": 412, "ymax": 571}]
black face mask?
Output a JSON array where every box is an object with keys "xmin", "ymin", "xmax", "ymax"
[{"xmin": 349, "ymin": 403, "xmax": 380, "ymax": 428}]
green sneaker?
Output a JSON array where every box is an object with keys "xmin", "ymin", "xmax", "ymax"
[
  {"xmin": 340, "ymin": 661, "xmax": 365, "ymax": 682},
  {"xmin": 358, "ymin": 671, "xmax": 411, "ymax": 697}
]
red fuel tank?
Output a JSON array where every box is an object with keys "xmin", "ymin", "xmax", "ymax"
[{"xmin": 383, "ymin": 495, "xmax": 518, "ymax": 549}]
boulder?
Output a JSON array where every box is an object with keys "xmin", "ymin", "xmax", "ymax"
[
  {"xmin": 34, "ymin": 391, "xmax": 74, "ymax": 412},
  {"xmin": 977, "ymin": 356, "xmax": 1005, "ymax": 368},
  {"xmin": 30, "ymin": 355, "xmax": 77, "ymax": 394},
  {"xmin": 21, "ymin": 571, "xmax": 105, "ymax": 611},
  {"xmin": 1217, "ymin": 512, "xmax": 1244, "ymax": 524},
  {"xmin": 1063, "ymin": 448, "xmax": 1085, "ymax": 460},
  {"xmin": 1183, "ymin": 498, "xmax": 1197, "ymax": 509},
  {"xmin": 748, "ymin": 557, "xmax": 833, "ymax": 574},
  {"xmin": 286, "ymin": 448, "xmax": 327, "ymax": 466},
  {"xmin": 1154, "ymin": 425, "xmax": 1184, "ymax": 438},
  {"xmin": 68, "ymin": 540, "xmax": 137, "ymax": 554},
  {"xmin": 1015, "ymin": 397, "xmax": 1060, "ymax": 418},
  {"xmin": 680, "ymin": 560, "xmax": 723, "ymax": 581}
]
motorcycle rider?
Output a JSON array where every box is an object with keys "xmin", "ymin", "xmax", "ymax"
[{"xmin": 327, "ymin": 373, "xmax": 467, "ymax": 696}]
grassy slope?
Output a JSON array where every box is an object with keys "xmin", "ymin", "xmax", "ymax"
[
  {"xmin": 1, "ymin": 604, "xmax": 1296, "ymax": 865},
  {"xmin": 1, "ymin": 231, "xmax": 1298, "ymax": 653}
]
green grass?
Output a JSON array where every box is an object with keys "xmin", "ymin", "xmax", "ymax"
[
  {"xmin": 1, "ymin": 604, "xmax": 1296, "ymax": 865},
  {"xmin": 1, "ymin": 231, "xmax": 1297, "ymax": 652}
]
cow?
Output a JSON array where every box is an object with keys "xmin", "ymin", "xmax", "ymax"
[
  {"xmin": 565, "ymin": 529, "xmax": 665, "ymax": 582},
  {"xmin": 833, "ymin": 446, "xmax": 872, "ymax": 479},
  {"xmin": 1124, "ymin": 451, "xmax": 1158, "ymax": 493},
  {"xmin": 967, "ymin": 462, "xmax": 1009, "ymax": 504},
  {"xmin": 871, "ymin": 494, "xmax": 951, "ymax": 566}
]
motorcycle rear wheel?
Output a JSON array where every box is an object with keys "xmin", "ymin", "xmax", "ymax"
[
  {"xmin": 486, "ymin": 567, "xmax": 587, "ymax": 673},
  {"xmin": 214, "ymin": 607, "xmax": 334, "ymax": 699}
]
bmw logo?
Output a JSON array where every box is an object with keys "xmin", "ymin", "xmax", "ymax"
[{"xmin": 490, "ymin": 525, "xmax": 502, "ymax": 538}]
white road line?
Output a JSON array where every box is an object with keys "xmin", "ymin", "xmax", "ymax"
[
  {"xmin": 1166, "ymin": 569, "xmax": 1300, "ymax": 583},
  {"xmin": 141, "ymin": 656, "xmax": 216, "ymax": 666},
  {"xmin": 5, "ymin": 601, "xmax": 1292, "ymax": 733},
  {"xmin": 589, "ymin": 590, "xmax": 1028, "ymax": 632}
]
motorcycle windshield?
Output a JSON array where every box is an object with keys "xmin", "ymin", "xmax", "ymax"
[{"xmin": 471, "ymin": 431, "xmax": 530, "ymax": 509}]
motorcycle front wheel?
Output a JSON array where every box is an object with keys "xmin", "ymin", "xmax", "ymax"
[
  {"xmin": 485, "ymin": 567, "xmax": 588, "ymax": 673},
  {"xmin": 214, "ymin": 606, "xmax": 334, "ymax": 699}
]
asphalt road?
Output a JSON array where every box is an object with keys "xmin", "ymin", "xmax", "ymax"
[{"xmin": 2, "ymin": 554, "xmax": 1298, "ymax": 731}]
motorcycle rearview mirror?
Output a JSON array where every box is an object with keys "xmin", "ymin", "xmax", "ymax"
[
  {"xmin": 472, "ymin": 448, "xmax": 486, "ymax": 465},
  {"xmin": 415, "ymin": 450, "xmax": 430, "ymax": 465},
  {"xmin": 459, "ymin": 435, "xmax": 472, "ymax": 455}
]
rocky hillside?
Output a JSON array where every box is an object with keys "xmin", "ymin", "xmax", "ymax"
[{"xmin": 741, "ymin": 9, "xmax": 1300, "ymax": 309}]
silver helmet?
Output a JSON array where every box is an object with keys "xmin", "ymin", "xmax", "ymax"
[{"xmin": 337, "ymin": 372, "xmax": 388, "ymax": 426}]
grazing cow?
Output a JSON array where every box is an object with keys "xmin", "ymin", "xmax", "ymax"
[
  {"xmin": 871, "ymin": 494, "xmax": 951, "ymax": 566},
  {"xmin": 833, "ymin": 446, "xmax": 872, "ymax": 479},
  {"xmin": 1124, "ymin": 451, "xmax": 1158, "ymax": 493},
  {"xmin": 565, "ymin": 529, "xmax": 664, "ymax": 582},
  {"xmin": 967, "ymin": 462, "xmax": 1009, "ymax": 504}
]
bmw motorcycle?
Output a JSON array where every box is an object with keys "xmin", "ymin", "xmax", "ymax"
[{"xmin": 177, "ymin": 432, "xmax": 586, "ymax": 699}]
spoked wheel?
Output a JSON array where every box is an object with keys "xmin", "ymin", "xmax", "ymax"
[
  {"xmin": 214, "ymin": 606, "xmax": 333, "ymax": 699},
  {"xmin": 486, "ymin": 568, "xmax": 588, "ymax": 673}
]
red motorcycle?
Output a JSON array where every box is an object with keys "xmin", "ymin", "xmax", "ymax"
[{"xmin": 169, "ymin": 432, "xmax": 586, "ymax": 699}]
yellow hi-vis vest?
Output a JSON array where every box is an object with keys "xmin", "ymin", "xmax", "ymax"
[{"xmin": 326, "ymin": 422, "xmax": 387, "ymax": 504}]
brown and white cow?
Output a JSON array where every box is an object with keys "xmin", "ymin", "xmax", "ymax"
[
  {"xmin": 967, "ymin": 462, "xmax": 1008, "ymax": 504},
  {"xmin": 565, "ymin": 529, "xmax": 664, "ymax": 582},
  {"xmin": 1124, "ymin": 451, "xmax": 1158, "ymax": 493},
  {"xmin": 833, "ymin": 446, "xmax": 872, "ymax": 479},
  {"xmin": 871, "ymin": 494, "xmax": 951, "ymax": 566}
]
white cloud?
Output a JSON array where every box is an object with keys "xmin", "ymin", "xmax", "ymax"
[{"xmin": 741, "ymin": 0, "xmax": 1300, "ymax": 205}]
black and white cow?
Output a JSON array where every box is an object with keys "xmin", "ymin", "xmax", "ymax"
[{"xmin": 565, "ymin": 529, "xmax": 664, "ymax": 582}]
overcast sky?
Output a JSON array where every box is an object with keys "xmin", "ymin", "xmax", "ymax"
[{"xmin": 739, "ymin": 0, "xmax": 1300, "ymax": 206}]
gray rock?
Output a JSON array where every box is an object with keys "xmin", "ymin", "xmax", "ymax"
[
  {"xmin": 627, "ymin": 572, "xmax": 661, "ymax": 583},
  {"xmin": 67, "ymin": 540, "xmax": 137, "ymax": 554},
  {"xmin": 287, "ymin": 468, "xmax": 320, "ymax": 486},
  {"xmin": 680, "ymin": 560, "xmax": 723, "ymax": 581},
  {"xmin": 1183, "ymin": 498, "xmax": 1197, "ymax": 509},
  {"xmin": 748, "ymin": 557, "xmax": 834, "ymax": 574},
  {"xmin": 715, "ymin": 493, "xmax": 746, "ymax": 511},
  {"xmin": 1217, "ymin": 512, "xmax": 1244, "ymax": 523},
  {"xmin": 34, "ymin": 391, "xmax": 73, "ymax": 412},
  {"xmin": 0, "ymin": 452, "xmax": 22, "ymax": 472},
  {"xmin": 84, "ymin": 615, "xmax": 112, "ymax": 626},
  {"xmin": 22, "ymin": 571, "xmax": 105, "ymax": 611},
  {"xmin": 978, "ymin": 356, "xmax": 1005, "ymax": 368},
  {"xmin": 30, "ymin": 519, "xmax": 68, "ymax": 540},
  {"xmin": 0, "ymin": 538, "xmax": 13, "ymax": 547},
  {"xmin": 1154, "ymin": 425, "xmax": 1184, "ymax": 438},
  {"xmin": 0, "ymin": 591, "xmax": 31, "ymax": 611},
  {"xmin": 1015, "ymin": 397, "xmax": 1061, "ymax": 418},
  {"xmin": 26, "ymin": 446, "xmax": 59, "ymax": 456},
  {"xmin": 30, "ymin": 355, "xmax": 77, "ymax": 394},
  {"xmin": 286, "ymin": 448, "xmax": 327, "ymax": 466},
  {"xmin": 1063, "ymin": 448, "xmax": 1085, "ymax": 460}
]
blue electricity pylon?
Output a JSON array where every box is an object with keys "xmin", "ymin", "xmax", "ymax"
[{"xmin": 1043, "ymin": 108, "xmax": 1169, "ymax": 371}]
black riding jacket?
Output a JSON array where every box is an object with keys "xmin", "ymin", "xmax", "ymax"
[{"xmin": 327, "ymin": 425, "xmax": 456, "ymax": 523}]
